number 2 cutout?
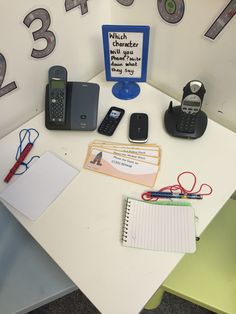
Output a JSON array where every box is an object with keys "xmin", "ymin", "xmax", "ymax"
[
  {"xmin": 23, "ymin": 8, "xmax": 56, "ymax": 58},
  {"xmin": 0, "ymin": 53, "xmax": 17, "ymax": 98},
  {"xmin": 65, "ymin": 0, "xmax": 89, "ymax": 15}
]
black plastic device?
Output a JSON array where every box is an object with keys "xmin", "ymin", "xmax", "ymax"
[
  {"xmin": 48, "ymin": 65, "xmax": 67, "ymax": 124},
  {"xmin": 129, "ymin": 113, "xmax": 148, "ymax": 143},
  {"xmin": 98, "ymin": 106, "xmax": 125, "ymax": 136},
  {"xmin": 164, "ymin": 80, "xmax": 207, "ymax": 139},
  {"xmin": 45, "ymin": 78, "xmax": 100, "ymax": 130}
]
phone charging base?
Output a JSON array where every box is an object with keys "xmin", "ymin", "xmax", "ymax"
[
  {"xmin": 112, "ymin": 81, "xmax": 140, "ymax": 100},
  {"xmin": 164, "ymin": 105, "xmax": 208, "ymax": 139}
]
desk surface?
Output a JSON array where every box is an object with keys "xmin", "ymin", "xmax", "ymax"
[{"xmin": 0, "ymin": 73, "xmax": 236, "ymax": 314}]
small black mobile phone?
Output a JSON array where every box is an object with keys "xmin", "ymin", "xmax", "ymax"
[
  {"xmin": 129, "ymin": 113, "xmax": 148, "ymax": 143},
  {"xmin": 98, "ymin": 106, "xmax": 125, "ymax": 136}
]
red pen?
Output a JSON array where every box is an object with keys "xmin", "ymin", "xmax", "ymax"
[{"xmin": 4, "ymin": 143, "xmax": 33, "ymax": 183}]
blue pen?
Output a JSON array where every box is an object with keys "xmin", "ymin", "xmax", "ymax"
[{"xmin": 148, "ymin": 191, "xmax": 202, "ymax": 200}]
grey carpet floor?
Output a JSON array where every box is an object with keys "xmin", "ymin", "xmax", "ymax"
[{"xmin": 29, "ymin": 289, "xmax": 215, "ymax": 314}]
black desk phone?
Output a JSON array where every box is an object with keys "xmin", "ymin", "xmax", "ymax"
[
  {"xmin": 45, "ymin": 65, "xmax": 100, "ymax": 130},
  {"xmin": 164, "ymin": 80, "xmax": 207, "ymax": 139}
]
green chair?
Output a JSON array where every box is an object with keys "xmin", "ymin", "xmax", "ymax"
[{"xmin": 145, "ymin": 198, "xmax": 236, "ymax": 314}]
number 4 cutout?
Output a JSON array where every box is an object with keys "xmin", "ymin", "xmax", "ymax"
[
  {"xmin": 65, "ymin": 0, "xmax": 89, "ymax": 15},
  {"xmin": 0, "ymin": 53, "xmax": 17, "ymax": 98}
]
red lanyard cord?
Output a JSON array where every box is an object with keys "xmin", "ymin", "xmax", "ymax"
[{"xmin": 142, "ymin": 171, "xmax": 213, "ymax": 201}]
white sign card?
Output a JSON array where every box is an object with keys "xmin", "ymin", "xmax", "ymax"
[
  {"xmin": 102, "ymin": 25, "xmax": 150, "ymax": 82},
  {"xmin": 108, "ymin": 32, "xmax": 143, "ymax": 78}
]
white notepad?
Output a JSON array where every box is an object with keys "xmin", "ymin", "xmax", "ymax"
[
  {"xmin": 0, "ymin": 152, "xmax": 79, "ymax": 220},
  {"xmin": 122, "ymin": 198, "xmax": 196, "ymax": 253}
]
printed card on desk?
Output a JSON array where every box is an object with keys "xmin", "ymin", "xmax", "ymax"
[
  {"xmin": 0, "ymin": 152, "xmax": 79, "ymax": 220},
  {"xmin": 91, "ymin": 143, "xmax": 160, "ymax": 163},
  {"xmin": 92, "ymin": 140, "xmax": 161, "ymax": 157},
  {"xmin": 84, "ymin": 141, "xmax": 161, "ymax": 187}
]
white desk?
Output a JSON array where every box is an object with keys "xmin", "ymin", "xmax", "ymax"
[{"xmin": 0, "ymin": 72, "xmax": 236, "ymax": 314}]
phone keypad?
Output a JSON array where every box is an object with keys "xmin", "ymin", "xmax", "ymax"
[
  {"xmin": 176, "ymin": 113, "xmax": 197, "ymax": 133},
  {"xmin": 49, "ymin": 90, "xmax": 66, "ymax": 123},
  {"xmin": 98, "ymin": 120, "xmax": 117, "ymax": 136}
]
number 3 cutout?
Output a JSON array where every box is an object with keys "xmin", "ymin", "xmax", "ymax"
[
  {"xmin": 0, "ymin": 53, "xmax": 17, "ymax": 98},
  {"xmin": 23, "ymin": 8, "xmax": 56, "ymax": 58}
]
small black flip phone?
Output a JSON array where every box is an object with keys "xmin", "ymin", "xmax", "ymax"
[{"xmin": 129, "ymin": 113, "xmax": 149, "ymax": 143}]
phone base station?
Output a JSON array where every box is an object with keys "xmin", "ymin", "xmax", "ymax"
[
  {"xmin": 45, "ymin": 82, "xmax": 100, "ymax": 131},
  {"xmin": 164, "ymin": 104, "xmax": 208, "ymax": 139}
]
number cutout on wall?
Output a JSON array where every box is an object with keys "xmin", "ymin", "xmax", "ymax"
[
  {"xmin": 205, "ymin": 0, "xmax": 236, "ymax": 39},
  {"xmin": 23, "ymin": 8, "xmax": 56, "ymax": 58},
  {"xmin": 0, "ymin": 53, "xmax": 17, "ymax": 98},
  {"xmin": 157, "ymin": 0, "xmax": 185, "ymax": 24},
  {"xmin": 65, "ymin": 0, "xmax": 89, "ymax": 15},
  {"xmin": 116, "ymin": 0, "xmax": 134, "ymax": 6}
]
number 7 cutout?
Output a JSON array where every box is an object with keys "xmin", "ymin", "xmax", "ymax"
[{"xmin": 205, "ymin": 0, "xmax": 236, "ymax": 39}]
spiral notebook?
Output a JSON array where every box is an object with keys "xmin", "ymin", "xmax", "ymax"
[{"xmin": 122, "ymin": 198, "xmax": 196, "ymax": 253}]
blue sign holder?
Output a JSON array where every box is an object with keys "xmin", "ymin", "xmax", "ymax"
[{"xmin": 102, "ymin": 25, "xmax": 150, "ymax": 100}]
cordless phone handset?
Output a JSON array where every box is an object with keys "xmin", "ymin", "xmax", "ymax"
[
  {"xmin": 48, "ymin": 65, "xmax": 67, "ymax": 124},
  {"xmin": 181, "ymin": 80, "xmax": 206, "ymax": 115},
  {"xmin": 176, "ymin": 80, "xmax": 206, "ymax": 134}
]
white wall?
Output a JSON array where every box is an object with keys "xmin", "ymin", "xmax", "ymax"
[
  {"xmin": 0, "ymin": 0, "xmax": 110, "ymax": 138},
  {"xmin": 111, "ymin": 0, "xmax": 236, "ymax": 132},
  {"xmin": 1, "ymin": 0, "xmax": 235, "ymax": 138}
]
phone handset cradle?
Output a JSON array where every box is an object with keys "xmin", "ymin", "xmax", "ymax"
[{"xmin": 164, "ymin": 80, "xmax": 207, "ymax": 139}]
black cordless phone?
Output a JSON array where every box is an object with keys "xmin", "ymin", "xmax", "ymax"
[
  {"xmin": 164, "ymin": 80, "xmax": 207, "ymax": 139},
  {"xmin": 176, "ymin": 80, "xmax": 206, "ymax": 134},
  {"xmin": 48, "ymin": 65, "xmax": 67, "ymax": 124},
  {"xmin": 98, "ymin": 106, "xmax": 125, "ymax": 136}
]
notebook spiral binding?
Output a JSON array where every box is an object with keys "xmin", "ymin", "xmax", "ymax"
[{"xmin": 122, "ymin": 199, "xmax": 131, "ymax": 242}]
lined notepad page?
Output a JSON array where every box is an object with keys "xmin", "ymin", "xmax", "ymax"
[{"xmin": 123, "ymin": 198, "xmax": 196, "ymax": 253}]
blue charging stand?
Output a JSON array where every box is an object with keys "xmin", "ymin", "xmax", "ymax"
[{"xmin": 112, "ymin": 80, "xmax": 140, "ymax": 100}]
